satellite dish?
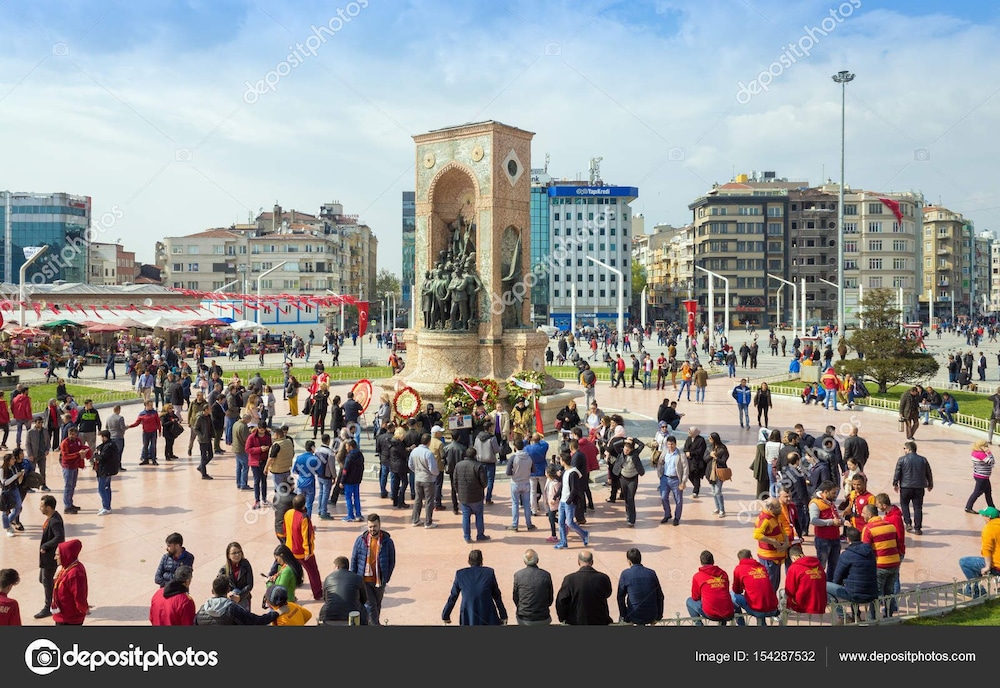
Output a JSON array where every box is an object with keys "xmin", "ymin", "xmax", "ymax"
[{"xmin": 143, "ymin": 298, "xmax": 153, "ymax": 307}]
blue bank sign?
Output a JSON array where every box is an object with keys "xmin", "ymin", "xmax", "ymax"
[{"xmin": 547, "ymin": 186, "xmax": 639, "ymax": 198}]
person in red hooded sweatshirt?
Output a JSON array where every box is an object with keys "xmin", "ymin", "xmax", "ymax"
[
  {"xmin": 11, "ymin": 385, "xmax": 32, "ymax": 449},
  {"xmin": 51, "ymin": 539, "xmax": 89, "ymax": 625},
  {"xmin": 685, "ymin": 550, "xmax": 734, "ymax": 625},
  {"xmin": 781, "ymin": 546, "xmax": 828, "ymax": 615},
  {"xmin": 731, "ymin": 548, "xmax": 780, "ymax": 626},
  {"xmin": 149, "ymin": 564, "xmax": 196, "ymax": 626}
]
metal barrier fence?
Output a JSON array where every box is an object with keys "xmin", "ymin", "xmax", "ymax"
[
  {"xmin": 644, "ymin": 575, "xmax": 998, "ymax": 627},
  {"xmin": 765, "ymin": 383, "xmax": 992, "ymax": 434}
]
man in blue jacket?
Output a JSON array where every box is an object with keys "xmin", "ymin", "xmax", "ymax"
[
  {"xmin": 441, "ymin": 549, "xmax": 507, "ymax": 626},
  {"xmin": 349, "ymin": 514, "xmax": 395, "ymax": 626},
  {"xmin": 732, "ymin": 379, "xmax": 753, "ymax": 429},
  {"xmin": 826, "ymin": 527, "xmax": 878, "ymax": 623},
  {"xmin": 616, "ymin": 548, "xmax": 664, "ymax": 625}
]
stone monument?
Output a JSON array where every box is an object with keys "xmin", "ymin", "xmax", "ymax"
[{"xmin": 399, "ymin": 121, "xmax": 575, "ymax": 425}]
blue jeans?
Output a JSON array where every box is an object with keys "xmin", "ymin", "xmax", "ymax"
[
  {"xmin": 1, "ymin": 487, "xmax": 22, "ymax": 528},
  {"xmin": 317, "ymin": 477, "xmax": 332, "ymax": 516},
  {"xmin": 685, "ymin": 598, "xmax": 730, "ymax": 625},
  {"xmin": 62, "ymin": 466, "xmax": 79, "ymax": 509},
  {"xmin": 759, "ymin": 557, "xmax": 782, "ymax": 591},
  {"xmin": 737, "ymin": 404, "xmax": 750, "ymax": 427},
  {"xmin": 461, "ymin": 500, "xmax": 485, "ymax": 540},
  {"xmin": 815, "ymin": 537, "xmax": 842, "ymax": 581},
  {"xmin": 235, "ymin": 453, "xmax": 249, "ymax": 488},
  {"xmin": 272, "ymin": 471, "xmax": 291, "ymax": 496},
  {"xmin": 141, "ymin": 431, "xmax": 157, "ymax": 460},
  {"xmin": 677, "ymin": 380, "xmax": 691, "ymax": 401},
  {"xmin": 224, "ymin": 416, "xmax": 236, "ymax": 445},
  {"xmin": 483, "ymin": 463, "xmax": 497, "ymax": 502},
  {"xmin": 297, "ymin": 482, "xmax": 316, "ymax": 519},
  {"xmin": 643, "ymin": 372, "xmax": 651, "ymax": 389},
  {"xmin": 379, "ymin": 465, "xmax": 390, "ymax": 497},
  {"xmin": 939, "ymin": 408, "xmax": 954, "ymax": 424},
  {"xmin": 824, "ymin": 390, "xmax": 838, "ymax": 410},
  {"xmin": 557, "ymin": 501, "xmax": 588, "ymax": 547},
  {"xmin": 97, "ymin": 475, "xmax": 112, "ymax": 510},
  {"xmin": 959, "ymin": 556, "xmax": 990, "ymax": 596},
  {"xmin": 728, "ymin": 362, "xmax": 736, "ymax": 377},
  {"xmin": 659, "ymin": 475, "xmax": 683, "ymax": 521},
  {"xmin": 344, "ymin": 483, "xmax": 361, "ymax": 520},
  {"xmin": 877, "ymin": 567, "xmax": 900, "ymax": 616},
  {"xmin": 252, "ymin": 465, "xmax": 268, "ymax": 504},
  {"xmin": 826, "ymin": 582, "xmax": 876, "ymax": 620},
  {"xmin": 510, "ymin": 482, "xmax": 533, "ymax": 529},
  {"xmin": 732, "ymin": 593, "xmax": 779, "ymax": 626},
  {"xmin": 696, "ymin": 385, "xmax": 706, "ymax": 402},
  {"xmin": 711, "ymin": 481, "xmax": 725, "ymax": 514}
]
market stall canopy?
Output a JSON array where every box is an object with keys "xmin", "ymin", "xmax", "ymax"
[
  {"xmin": 116, "ymin": 317, "xmax": 153, "ymax": 329},
  {"xmin": 39, "ymin": 318, "xmax": 83, "ymax": 328},
  {"xmin": 83, "ymin": 322, "xmax": 128, "ymax": 333},
  {"xmin": 228, "ymin": 319, "xmax": 260, "ymax": 330},
  {"xmin": 188, "ymin": 318, "xmax": 229, "ymax": 327},
  {"xmin": 5, "ymin": 326, "xmax": 47, "ymax": 337},
  {"xmin": 139, "ymin": 316, "xmax": 176, "ymax": 329}
]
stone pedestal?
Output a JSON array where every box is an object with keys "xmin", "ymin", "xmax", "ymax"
[{"xmin": 398, "ymin": 328, "xmax": 565, "ymax": 407}]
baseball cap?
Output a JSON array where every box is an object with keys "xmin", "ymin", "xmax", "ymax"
[
  {"xmin": 265, "ymin": 585, "xmax": 289, "ymax": 607},
  {"xmin": 979, "ymin": 507, "xmax": 1000, "ymax": 519},
  {"xmin": 430, "ymin": 425, "xmax": 444, "ymax": 434}
]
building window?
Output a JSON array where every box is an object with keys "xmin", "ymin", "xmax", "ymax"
[
  {"xmin": 768, "ymin": 223, "xmax": 782, "ymax": 235},
  {"xmin": 767, "ymin": 207, "xmax": 782, "ymax": 217},
  {"xmin": 187, "ymin": 263, "xmax": 199, "ymax": 272},
  {"xmin": 577, "ymin": 259, "xmax": 583, "ymax": 266},
  {"xmin": 892, "ymin": 222, "xmax": 902, "ymax": 233},
  {"xmin": 869, "ymin": 240, "xmax": 882, "ymax": 251},
  {"xmin": 172, "ymin": 246, "xmax": 184, "ymax": 254},
  {"xmin": 870, "ymin": 276, "xmax": 882, "ymax": 288},
  {"xmin": 869, "ymin": 258, "xmax": 883, "ymax": 270},
  {"xmin": 187, "ymin": 280, "xmax": 199, "ymax": 289},
  {"xmin": 172, "ymin": 263, "xmax": 183, "ymax": 272},
  {"xmin": 188, "ymin": 246, "xmax": 199, "ymax": 254},
  {"xmin": 868, "ymin": 203, "xmax": 884, "ymax": 215},
  {"xmin": 843, "ymin": 222, "xmax": 857, "ymax": 234},
  {"xmin": 844, "ymin": 241, "xmax": 857, "ymax": 253},
  {"xmin": 893, "ymin": 276, "xmax": 906, "ymax": 288},
  {"xmin": 600, "ymin": 290, "xmax": 606, "ymax": 297},
  {"xmin": 554, "ymin": 289, "xmax": 560, "ymax": 297},
  {"xmin": 577, "ymin": 289, "xmax": 583, "ymax": 298},
  {"xmin": 893, "ymin": 240, "xmax": 908, "ymax": 251},
  {"xmin": 213, "ymin": 246, "xmax": 224, "ymax": 254},
  {"xmin": 868, "ymin": 222, "xmax": 882, "ymax": 233},
  {"xmin": 554, "ymin": 213, "xmax": 560, "ymax": 221},
  {"xmin": 844, "ymin": 204, "xmax": 857, "ymax": 215},
  {"xmin": 553, "ymin": 275, "xmax": 559, "ymax": 282}
]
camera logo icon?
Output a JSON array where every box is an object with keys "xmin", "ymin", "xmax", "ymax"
[
  {"xmin": 544, "ymin": 42, "xmax": 561, "ymax": 56},
  {"xmin": 667, "ymin": 147, "xmax": 686, "ymax": 161},
  {"xmin": 25, "ymin": 639, "xmax": 61, "ymax": 675},
  {"xmin": 175, "ymin": 148, "xmax": 194, "ymax": 162},
  {"xmin": 913, "ymin": 148, "xmax": 930, "ymax": 162},
  {"xmin": 52, "ymin": 43, "xmax": 69, "ymax": 56}
]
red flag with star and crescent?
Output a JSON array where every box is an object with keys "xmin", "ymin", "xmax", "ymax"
[
  {"xmin": 357, "ymin": 302, "xmax": 369, "ymax": 336},
  {"xmin": 878, "ymin": 197, "xmax": 904, "ymax": 225}
]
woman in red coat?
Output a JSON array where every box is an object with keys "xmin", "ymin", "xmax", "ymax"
[
  {"xmin": 52, "ymin": 539, "xmax": 89, "ymax": 625},
  {"xmin": 246, "ymin": 424, "xmax": 273, "ymax": 509}
]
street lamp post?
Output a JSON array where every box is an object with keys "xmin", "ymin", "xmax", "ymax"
[
  {"xmin": 586, "ymin": 256, "xmax": 624, "ymax": 340},
  {"xmin": 256, "ymin": 261, "xmax": 288, "ymax": 345},
  {"xmin": 641, "ymin": 285, "xmax": 648, "ymax": 330},
  {"xmin": 213, "ymin": 280, "xmax": 239, "ymax": 319},
  {"xmin": 325, "ymin": 289, "xmax": 344, "ymax": 332},
  {"xmin": 695, "ymin": 266, "xmax": 729, "ymax": 345},
  {"xmin": 833, "ymin": 69, "xmax": 855, "ymax": 339},
  {"xmin": 768, "ymin": 274, "xmax": 797, "ymax": 336},
  {"xmin": 18, "ymin": 245, "xmax": 49, "ymax": 326}
]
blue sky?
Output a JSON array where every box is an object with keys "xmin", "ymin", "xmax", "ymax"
[{"xmin": 2, "ymin": 0, "xmax": 1000, "ymax": 276}]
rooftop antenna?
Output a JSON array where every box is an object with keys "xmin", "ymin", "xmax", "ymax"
[
  {"xmin": 589, "ymin": 157, "xmax": 603, "ymax": 185},
  {"xmin": 544, "ymin": 153, "xmax": 550, "ymax": 174}
]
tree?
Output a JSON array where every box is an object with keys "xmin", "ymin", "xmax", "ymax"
[
  {"xmin": 836, "ymin": 288, "xmax": 938, "ymax": 393},
  {"xmin": 376, "ymin": 269, "xmax": 401, "ymax": 299},
  {"xmin": 631, "ymin": 262, "xmax": 647, "ymax": 320}
]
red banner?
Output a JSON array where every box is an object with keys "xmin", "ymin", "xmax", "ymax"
[
  {"xmin": 357, "ymin": 302, "xmax": 370, "ymax": 336},
  {"xmin": 683, "ymin": 299, "xmax": 698, "ymax": 338},
  {"xmin": 878, "ymin": 197, "xmax": 904, "ymax": 224}
]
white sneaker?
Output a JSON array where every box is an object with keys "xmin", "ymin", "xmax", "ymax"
[
  {"xmin": 97, "ymin": 509, "xmax": 110, "ymax": 516},
  {"xmin": 5, "ymin": 528, "xmax": 14, "ymax": 537}
]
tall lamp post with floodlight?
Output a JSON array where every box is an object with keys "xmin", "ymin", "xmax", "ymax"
[
  {"xmin": 586, "ymin": 256, "xmax": 624, "ymax": 339},
  {"xmin": 256, "ymin": 261, "xmax": 288, "ymax": 345},
  {"xmin": 833, "ymin": 69, "xmax": 855, "ymax": 339},
  {"xmin": 18, "ymin": 245, "xmax": 49, "ymax": 326}
]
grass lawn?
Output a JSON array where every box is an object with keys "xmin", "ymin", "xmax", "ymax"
[
  {"xmin": 782, "ymin": 381, "xmax": 992, "ymax": 421},
  {"xmin": 24, "ymin": 382, "xmax": 121, "ymax": 405},
  {"xmin": 906, "ymin": 598, "xmax": 1000, "ymax": 626},
  {"xmin": 252, "ymin": 366, "xmax": 393, "ymax": 385}
]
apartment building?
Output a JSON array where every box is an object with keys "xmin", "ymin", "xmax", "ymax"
[
  {"xmin": 88, "ymin": 242, "xmax": 137, "ymax": 286},
  {"xmin": 636, "ymin": 223, "xmax": 693, "ymax": 323}
]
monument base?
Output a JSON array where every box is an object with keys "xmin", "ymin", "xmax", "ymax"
[{"xmin": 396, "ymin": 328, "xmax": 572, "ymax": 432}]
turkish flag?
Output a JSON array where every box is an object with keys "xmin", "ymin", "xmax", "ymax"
[
  {"xmin": 357, "ymin": 302, "xmax": 370, "ymax": 336},
  {"xmin": 534, "ymin": 395, "xmax": 544, "ymax": 435},
  {"xmin": 878, "ymin": 197, "xmax": 904, "ymax": 225}
]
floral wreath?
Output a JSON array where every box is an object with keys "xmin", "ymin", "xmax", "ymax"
[
  {"xmin": 442, "ymin": 377, "xmax": 502, "ymax": 416},
  {"xmin": 505, "ymin": 370, "xmax": 546, "ymax": 406},
  {"xmin": 393, "ymin": 386, "xmax": 422, "ymax": 419}
]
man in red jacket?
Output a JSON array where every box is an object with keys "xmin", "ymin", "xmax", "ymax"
[
  {"xmin": 781, "ymin": 546, "xmax": 828, "ymax": 615},
  {"xmin": 685, "ymin": 550, "xmax": 734, "ymax": 625},
  {"xmin": 731, "ymin": 549, "xmax": 779, "ymax": 626},
  {"xmin": 149, "ymin": 565, "xmax": 195, "ymax": 626},
  {"xmin": 11, "ymin": 386, "xmax": 32, "ymax": 449},
  {"xmin": 59, "ymin": 427, "xmax": 89, "ymax": 514},
  {"xmin": 128, "ymin": 400, "xmax": 162, "ymax": 466}
]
